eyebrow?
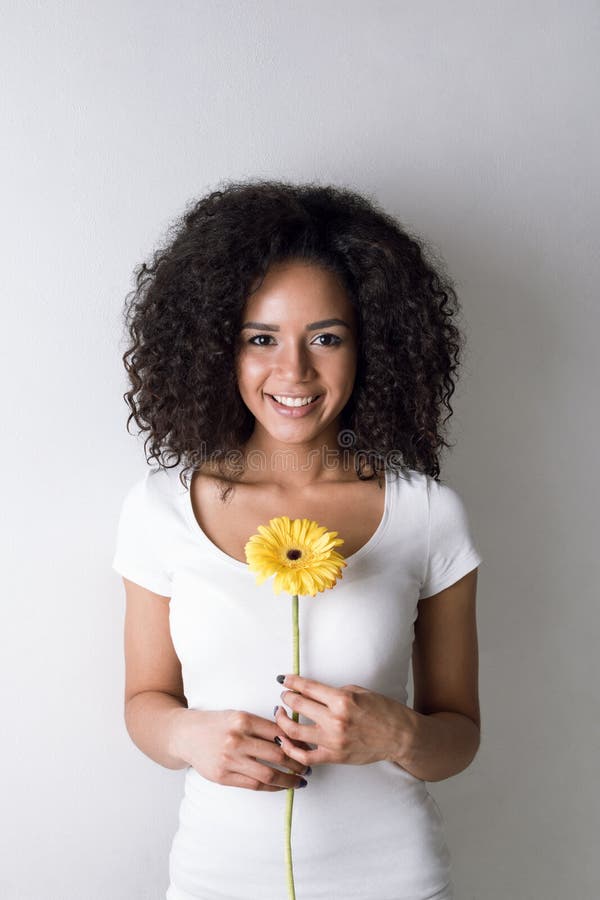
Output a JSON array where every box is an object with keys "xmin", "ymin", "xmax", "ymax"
[{"xmin": 240, "ymin": 318, "xmax": 351, "ymax": 332}]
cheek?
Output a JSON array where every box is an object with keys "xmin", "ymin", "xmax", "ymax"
[
  {"xmin": 235, "ymin": 352, "xmax": 266, "ymax": 388},
  {"xmin": 340, "ymin": 363, "xmax": 357, "ymax": 403},
  {"xmin": 335, "ymin": 350, "xmax": 357, "ymax": 384}
]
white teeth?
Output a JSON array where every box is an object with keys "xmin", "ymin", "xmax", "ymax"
[{"xmin": 272, "ymin": 394, "xmax": 318, "ymax": 407}]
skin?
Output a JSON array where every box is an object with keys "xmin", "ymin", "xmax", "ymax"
[
  {"xmin": 229, "ymin": 261, "xmax": 479, "ymax": 779},
  {"xmin": 234, "ymin": 259, "xmax": 359, "ymax": 487},
  {"xmin": 125, "ymin": 259, "xmax": 480, "ymax": 791}
]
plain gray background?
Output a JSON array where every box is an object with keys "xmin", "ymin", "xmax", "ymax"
[{"xmin": 2, "ymin": 1, "xmax": 598, "ymax": 898}]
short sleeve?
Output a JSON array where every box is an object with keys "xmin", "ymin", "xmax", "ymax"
[
  {"xmin": 111, "ymin": 472, "xmax": 174, "ymax": 596},
  {"xmin": 419, "ymin": 478, "xmax": 483, "ymax": 600}
]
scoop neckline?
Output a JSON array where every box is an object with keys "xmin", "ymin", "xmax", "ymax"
[{"xmin": 181, "ymin": 467, "xmax": 393, "ymax": 573}]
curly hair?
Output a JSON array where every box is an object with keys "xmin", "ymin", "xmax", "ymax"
[{"xmin": 119, "ymin": 177, "xmax": 467, "ymax": 491}]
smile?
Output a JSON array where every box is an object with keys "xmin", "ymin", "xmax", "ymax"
[
  {"xmin": 266, "ymin": 393, "xmax": 323, "ymax": 417},
  {"xmin": 272, "ymin": 394, "xmax": 319, "ymax": 407}
]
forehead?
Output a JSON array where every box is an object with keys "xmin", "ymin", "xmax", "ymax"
[{"xmin": 244, "ymin": 262, "xmax": 354, "ymax": 322}]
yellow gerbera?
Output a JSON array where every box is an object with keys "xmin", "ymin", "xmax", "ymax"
[{"xmin": 244, "ymin": 515, "xmax": 346, "ymax": 597}]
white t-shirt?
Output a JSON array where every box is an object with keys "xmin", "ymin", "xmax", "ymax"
[{"xmin": 112, "ymin": 463, "xmax": 483, "ymax": 900}]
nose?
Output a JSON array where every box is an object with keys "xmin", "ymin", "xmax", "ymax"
[{"xmin": 275, "ymin": 340, "xmax": 317, "ymax": 381}]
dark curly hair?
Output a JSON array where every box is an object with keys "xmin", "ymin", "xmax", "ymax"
[{"xmin": 119, "ymin": 177, "xmax": 467, "ymax": 491}]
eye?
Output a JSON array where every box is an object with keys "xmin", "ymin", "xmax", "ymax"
[
  {"xmin": 246, "ymin": 333, "xmax": 342, "ymax": 347},
  {"xmin": 312, "ymin": 333, "xmax": 342, "ymax": 347},
  {"xmin": 247, "ymin": 334, "xmax": 276, "ymax": 346}
]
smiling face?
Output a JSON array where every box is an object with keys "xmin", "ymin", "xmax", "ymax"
[{"xmin": 234, "ymin": 260, "xmax": 358, "ymax": 452}]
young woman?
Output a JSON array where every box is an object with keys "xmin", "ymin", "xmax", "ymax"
[{"xmin": 112, "ymin": 179, "xmax": 483, "ymax": 900}]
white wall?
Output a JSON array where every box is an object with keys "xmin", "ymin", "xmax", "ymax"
[{"xmin": 2, "ymin": 1, "xmax": 598, "ymax": 897}]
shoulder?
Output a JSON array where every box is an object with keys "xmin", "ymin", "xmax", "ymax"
[
  {"xmin": 386, "ymin": 465, "xmax": 429, "ymax": 499},
  {"xmin": 112, "ymin": 466, "xmax": 180, "ymax": 596},
  {"xmin": 384, "ymin": 467, "xmax": 472, "ymax": 517},
  {"xmin": 117, "ymin": 464, "xmax": 184, "ymax": 523},
  {"xmin": 423, "ymin": 475, "xmax": 473, "ymax": 524}
]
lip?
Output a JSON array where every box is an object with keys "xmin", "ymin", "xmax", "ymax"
[
  {"xmin": 268, "ymin": 391, "xmax": 320, "ymax": 397},
  {"xmin": 265, "ymin": 393, "xmax": 323, "ymax": 417}
]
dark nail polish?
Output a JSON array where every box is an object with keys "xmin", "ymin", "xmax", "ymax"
[
  {"xmin": 274, "ymin": 736, "xmax": 282, "ymax": 746},
  {"xmin": 276, "ymin": 674, "xmax": 285, "ymax": 684},
  {"xmin": 304, "ymin": 766, "xmax": 312, "ymax": 776},
  {"xmin": 273, "ymin": 705, "xmax": 279, "ymax": 717},
  {"xmin": 297, "ymin": 778, "xmax": 308, "ymax": 788}
]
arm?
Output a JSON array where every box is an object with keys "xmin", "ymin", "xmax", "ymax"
[
  {"xmin": 122, "ymin": 577, "xmax": 191, "ymax": 770},
  {"xmin": 273, "ymin": 567, "xmax": 480, "ymax": 778},
  {"xmin": 121, "ymin": 577, "xmax": 309, "ymax": 788},
  {"xmin": 389, "ymin": 567, "xmax": 481, "ymax": 782}
]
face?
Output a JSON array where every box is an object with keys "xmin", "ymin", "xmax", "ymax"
[{"xmin": 235, "ymin": 261, "xmax": 358, "ymax": 447}]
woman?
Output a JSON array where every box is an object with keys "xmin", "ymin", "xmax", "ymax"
[{"xmin": 112, "ymin": 179, "xmax": 483, "ymax": 900}]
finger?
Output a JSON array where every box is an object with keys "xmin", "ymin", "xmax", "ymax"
[
  {"xmin": 230, "ymin": 713, "xmax": 310, "ymax": 773},
  {"xmin": 275, "ymin": 705, "xmax": 319, "ymax": 746},
  {"xmin": 242, "ymin": 757, "xmax": 308, "ymax": 791},
  {"xmin": 244, "ymin": 709, "xmax": 304, "ymax": 747},
  {"xmin": 219, "ymin": 771, "xmax": 284, "ymax": 792},
  {"xmin": 280, "ymin": 688, "xmax": 327, "ymax": 724},
  {"xmin": 278, "ymin": 731, "xmax": 330, "ymax": 767},
  {"xmin": 246, "ymin": 736, "xmax": 309, "ymax": 776},
  {"xmin": 279, "ymin": 673, "xmax": 342, "ymax": 706},
  {"xmin": 290, "ymin": 737, "xmax": 313, "ymax": 752}
]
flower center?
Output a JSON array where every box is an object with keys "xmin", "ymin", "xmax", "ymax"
[{"xmin": 286, "ymin": 548, "xmax": 302, "ymax": 560}]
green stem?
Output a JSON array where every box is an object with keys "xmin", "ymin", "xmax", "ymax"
[
  {"xmin": 292, "ymin": 592, "xmax": 300, "ymax": 679},
  {"xmin": 284, "ymin": 789, "xmax": 296, "ymax": 900},
  {"xmin": 284, "ymin": 594, "xmax": 300, "ymax": 900}
]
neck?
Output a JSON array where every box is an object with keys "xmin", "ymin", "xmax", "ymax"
[{"xmin": 240, "ymin": 424, "xmax": 356, "ymax": 488}]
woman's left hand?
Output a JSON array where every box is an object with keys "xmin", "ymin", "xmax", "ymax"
[{"xmin": 274, "ymin": 673, "xmax": 414, "ymax": 767}]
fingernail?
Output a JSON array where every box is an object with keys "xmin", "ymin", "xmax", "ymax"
[
  {"xmin": 297, "ymin": 778, "xmax": 308, "ymax": 788},
  {"xmin": 304, "ymin": 766, "xmax": 312, "ymax": 776},
  {"xmin": 274, "ymin": 736, "xmax": 282, "ymax": 746},
  {"xmin": 273, "ymin": 705, "xmax": 279, "ymax": 717},
  {"xmin": 276, "ymin": 674, "xmax": 285, "ymax": 684}
]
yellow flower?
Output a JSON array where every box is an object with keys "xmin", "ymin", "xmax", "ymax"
[{"xmin": 244, "ymin": 516, "xmax": 346, "ymax": 597}]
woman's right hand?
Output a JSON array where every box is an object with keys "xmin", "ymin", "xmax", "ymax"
[{"xmin": 172, "ymin": 708, "xmax": 311, "ymax": 792}]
